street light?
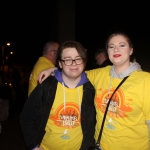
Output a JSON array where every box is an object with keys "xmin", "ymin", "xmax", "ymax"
[{"xmin": 6, "ymin": 43, "xmax": 10, "ymax": 46}]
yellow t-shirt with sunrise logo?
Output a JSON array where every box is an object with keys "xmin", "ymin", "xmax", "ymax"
[
  {"xmin": 40, "ymin": 83, "xmax": 83, "ymax": 150},
  {"xmin": 86, "ymin": 66, "xmax": 150, "ymax": 150}
]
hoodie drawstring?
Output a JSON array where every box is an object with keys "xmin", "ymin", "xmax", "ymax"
[
  {"xmin": 62, "ymin": 82, "xmax": 81, "ymax": 112},
  {"xmin": 62, "ymin": 82, "xmax": 66, "ymax": 111}
]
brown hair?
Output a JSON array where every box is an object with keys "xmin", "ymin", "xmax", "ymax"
[
  {"xmin": 105, "ymin": 32, "xmax": 133, "ymax": 50},
  {"xmin": 56, "ymin": 41, "xmax": 87, "ymax": 69}
]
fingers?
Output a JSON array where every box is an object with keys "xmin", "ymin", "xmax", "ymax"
[
  {"xmin": 37, "ymin": 72, "xmax": 44, "ymax": 84},
  {"xmin": 37, "ymin": 67, "xmax": 56, "ymax": 84},
  {"xmin": 40, "ymin": 75, "xmax": 46, "ymax": 84}
]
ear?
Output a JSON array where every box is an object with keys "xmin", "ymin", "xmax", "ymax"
[
  {"xmin": 130, "ymin": 48, "xmax": 133, "ymax": 55},
  {"xmin": 59, "ymin": 61, "xmax": 62, "ymax": 68}
]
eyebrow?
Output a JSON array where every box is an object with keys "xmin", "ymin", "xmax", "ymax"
[
  {"xmin": 119, "ymin": 42, "xmax": 126, "ymax": 44},
  {"xmin": 108, "ymin": 42, "xmax": 126, "ymax": 45},
  {"xmin": 63, "ymin": 56, "xmax": 81, "ymax": 59}
]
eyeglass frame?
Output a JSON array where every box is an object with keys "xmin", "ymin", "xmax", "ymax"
[{"xmin": 60, "ymin": 58, "xmax": 83, "ymax": 66}]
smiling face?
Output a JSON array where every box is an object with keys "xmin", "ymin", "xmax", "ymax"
[
  {"xmin": 59, "ymin": 47, "xmax": 85, "ymax": 80},
  {"xmin": 107, "ymin": 34, "xmax": 133, "ymax": 70}
]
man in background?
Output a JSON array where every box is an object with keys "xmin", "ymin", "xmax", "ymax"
[
  {"xmin": 94, "ymin": 48, "xmax": 112, "ymax": 68},
  {"xmin": 28, "ymin": 41, "xmax": 59, "ymax": 96}
]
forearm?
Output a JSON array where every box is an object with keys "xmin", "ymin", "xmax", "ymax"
[
  {"xmin": 43, "ymin": 67, "xmax": 57, "ymax": 76},
  {"xmin": 38, "ymin": 67, "xmax": 57, "ymax": 83}
]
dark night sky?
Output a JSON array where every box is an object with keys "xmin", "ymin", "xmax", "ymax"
[
  {"xmin": 75, "ymin": 1, "xmax": 150, "ymax": 68},
  {"xmin": 1, "ymin": 0, "xmax": 150, "ymax": 70},
  {"xmin": 1, "ymin": 1, "xmax": 58, "ymax": 66}
]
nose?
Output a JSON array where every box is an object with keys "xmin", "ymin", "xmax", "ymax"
[{"xmin": 114, "ymin": 46, "xmax": 119, "ymax": 52}]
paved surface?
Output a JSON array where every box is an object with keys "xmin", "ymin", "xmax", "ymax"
[{"xmin": 0, "ymin": 113, "xmax": 28, "ymax": 150}]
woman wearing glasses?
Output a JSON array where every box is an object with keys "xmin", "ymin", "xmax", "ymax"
[{"xmin": 20, "ymin": 41, "xmax": 96, "ymax": 150}]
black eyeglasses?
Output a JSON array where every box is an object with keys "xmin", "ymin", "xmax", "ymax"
[{"xmin": 60, "ymin": 58, "xmax": 83, "ymax": 66}]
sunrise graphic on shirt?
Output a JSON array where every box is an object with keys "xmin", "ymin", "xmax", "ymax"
[
  {"xmin": 95, "ymin": 88, "xmax": 133, "ymax": 118},
  {"xmin": 50, "ymin": 102, "xmax": 81, "ymax": 128}
]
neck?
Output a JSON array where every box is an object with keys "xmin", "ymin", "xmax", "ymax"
[
  {"xmin": 62, "ymin": 74, "xmax": 81, "ymax": 88},
  {"xmin": 114, "ymin": 62, "xmax": 130, "ymax": 75}
]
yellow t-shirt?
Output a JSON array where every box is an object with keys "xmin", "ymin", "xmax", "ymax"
[
  {"xmin": 40, "ymin": 83, "xmax": 83, "ymax": 150},
  {"xmin": 86, "ymin": 66, "xmax": 150, "ymax": 150},
  {"xmin": 28, "ymin": 57, "xmax": 55, "ymax": 96}
]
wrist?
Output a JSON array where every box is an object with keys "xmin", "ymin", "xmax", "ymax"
[{"xmin": 51, "ymin": 67, "xmax": 57, "ymax": 76}]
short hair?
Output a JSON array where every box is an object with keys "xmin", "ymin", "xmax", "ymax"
[
  {"xmin": 94, "ymin": 48, "xmax": 108, "ymax": 58},
  {"xmin": 56, "ymin": 41, "xmax": 87, "ymax": 69},
  {"xmin": 42, "ymin": 41, "xmax": 58, "ymax": 55}
]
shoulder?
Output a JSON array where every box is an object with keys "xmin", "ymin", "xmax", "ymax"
[
  {"xmin": 34, "ymin": 57, "xmax": 52, "ymax": 66},
  {"xmin": 132, "ymin": 70, "xmax": 150, "ymax": 78},
  {"xmin": 83, "ymin": 81, "xmax": 95, "ymax": 89},
  {"xmin": 42, "ymin": 76, "xmax": 57, "ymax": 86},
  {"xmin": 32, "ymin": 58, "xmax": 54, "ymax": 74},
  {"xmin": 86, "ymin": 65, "xmax": 111, "ymax": 75},
  {"xmin": 131, "ymin": 71, "xmax": 150, "ymax": 85}
]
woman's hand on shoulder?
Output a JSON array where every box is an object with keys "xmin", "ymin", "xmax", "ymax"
[{"xmin": 37, "ymin": 67, "xmax": 56, "ymax": 84}]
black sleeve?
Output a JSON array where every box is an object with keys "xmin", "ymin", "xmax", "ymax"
[{"xmin": 20, "ymin": 83, "xmax": 43, "ymax": 149}]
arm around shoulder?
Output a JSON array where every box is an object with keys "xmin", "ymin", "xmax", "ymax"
[{"xmin": 37, "ymin": 67, "xmax": 57, "ymax": 83}]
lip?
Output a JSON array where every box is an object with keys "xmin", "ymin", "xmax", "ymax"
[
  {"xmin": 113, "ymin": 54, "xmax": 121, "ymax": 58},
  {"xmin": 70, "ymin": 68, "xmax": 78, "ymax": 71}
]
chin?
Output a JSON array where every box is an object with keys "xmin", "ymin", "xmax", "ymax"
[{"xmin": 70, "ymin": 73, "xmax": 81, "ymax": 78}]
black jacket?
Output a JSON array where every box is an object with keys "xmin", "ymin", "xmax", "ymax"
[{"xmin": 20, "ymin": 76, "xmax": 96, "ymax": 150}]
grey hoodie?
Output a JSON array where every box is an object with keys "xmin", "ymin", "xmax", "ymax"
[{"xmin": 110, "ymin": 62, "xmax": 142, "ymax": 78}]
